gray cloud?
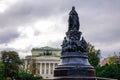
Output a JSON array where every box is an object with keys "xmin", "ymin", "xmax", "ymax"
[
  {"xmin": 33, "ymin": 30, "xmax": 41, "ymax": 36},
  {"xmin": 1, "ymin": 0, "xmax": 120, "ymax": 28},
  {"xmin": 47, "ymin": 40, "xmax": 62, "ymax": 49},
  {"xmin": 0, "ymin": 27, "xmax": 20, "ymax": 44},
  {"xmin": 0, "ymin": 0, "xmax": 67, "ymax": 28},
  {"xmin": 0, "ymin": 45, "xmax": 32, "ymax": 58}
]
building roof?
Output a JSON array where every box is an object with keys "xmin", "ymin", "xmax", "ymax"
[{"xmin": 31, "ymin": 46, "xmax": 61, "ymax": 51}]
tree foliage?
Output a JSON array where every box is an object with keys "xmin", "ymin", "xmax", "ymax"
[
  {"xmin": 1, "ymin": 51, "xmax": 21, "ymax": 64},
  {"xmin": 1, "ymin": 51, "xmax": 22, "ymax": 79},
  {"xmin": 0, "ymin": 62, "xmax": 4, "ymax": 80},
  {"xmin": 19, "ymin": 72, "xmax": 42, "ymax": 80},
  {"xmin": 0, "ymin": 50, "xmax": 42, "ymax": 80},
  {"xmin": 87, "ymin": 43, "xmax": 101, "ymax": 67},
  {"xmin": 108, "ymin": 56, "xmax": 117, "ymax": 64},
  {"xmin": 95, "ymin": 64, "xmax": 120, "ymax": 79}
]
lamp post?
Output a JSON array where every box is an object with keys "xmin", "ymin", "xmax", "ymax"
[{"xmin": 4, "ymin": 55, "xmax": 12, "ymax": 79}]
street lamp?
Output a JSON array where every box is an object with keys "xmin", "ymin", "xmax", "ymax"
[{"xmin": 3, "ymin": 55, "xmax": 12, "ymax": 79}]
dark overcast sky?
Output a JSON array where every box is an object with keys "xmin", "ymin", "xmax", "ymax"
[{"xmin": 0, "ymin": 0, "xmax": 120, "ymax": 59}]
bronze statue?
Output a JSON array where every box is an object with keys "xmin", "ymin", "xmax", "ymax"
[{"xmin": 68, "ymin": 6, "xmax": 80, "ymax": 31}]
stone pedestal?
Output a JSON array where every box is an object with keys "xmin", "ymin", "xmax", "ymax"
[{"xmin": 54, "ymin": 52, "xmax": 95, "ymax": 77}]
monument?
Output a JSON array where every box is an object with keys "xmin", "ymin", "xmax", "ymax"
[
  {"xmin": 53, "ymin": 7, "xmax": 114, "ymax": 80},
  {"xmin": 53, "ymin": 6, "xmax": 95, "ymax": 79}
]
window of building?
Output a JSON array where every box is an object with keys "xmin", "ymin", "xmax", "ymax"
[
  {"xmin": 50, "ymin": 69, "xmax": 53, "ymax": 74},
  {"xmin": 42, "ymin": 63, "xmax": 44, "ymax": 74},
  {"xmin": 37, "ymin": 70, "xmax": 40, "ymax": 74},
  {"xmin": 46, "ymin": 63, "xmax": 49, "ymax": 74},
  {"xmin": 46, "ymin": 69, "xmax": 48, "ymax": 74},
  {"xmin": 42, "ymin": 69, "xmax": 44, "ymax": 74}
]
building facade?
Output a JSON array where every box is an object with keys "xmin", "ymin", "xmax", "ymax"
[{"xmin": 25, "ymin": 46, "xmax": 61, "ymax": 79}]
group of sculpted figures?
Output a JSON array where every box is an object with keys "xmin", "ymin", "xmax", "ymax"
[{"xmin": 61, "ymin": 6, "xmax": 88, "ymax": 53}]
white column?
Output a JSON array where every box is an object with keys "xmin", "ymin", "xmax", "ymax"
[
  {"xmin": 45, "ymin": 63, "xmax": 46, "ymax": 75},
  {"xmin": 48, "ymin": 63, "xmax": 50, "ymax": 75},
  {"xmin": 53, "ymin": 63, "xmax": 55, "ymax": 71},
  {"xmin": 40, "ymin": 63, "xmax": 42, "ymax": 74},
  {"xmin": 52, "ymin": 63, "xmax": 55, "ymax": 74}
]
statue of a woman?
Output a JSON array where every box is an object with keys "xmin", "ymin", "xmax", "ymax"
[{"xmin": 68, "ymin": 6, "xmax": 80, "ymax": 31}]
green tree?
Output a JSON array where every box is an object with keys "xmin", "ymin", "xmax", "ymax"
[
  {"xmin": 19, "ymin": 72, "xmax": 34, "ymax": 80},
  {"xmin": 87, "ymin": 43, "xmax": 101, "ymax": 67},
  {"xmin": 0, "ymin": 62, "xmax": 4, "ymax": 80},
  {"xmin": 1, "ymin": 51, "xmax": 22, "ymax": 79},
  {"xmin": 19, "ymin": 72, "xmax": 42, "ymax": 80},
  {"xmin": 108, "ymin": 53, "xmax": 120, "ymax": 65},
  {"xmin": 95, "ymin": 64, "xmax": 120, "ymax": 79},
  {"xmin": 34, "ymin": 75, "xmax": 42, "ymax": 80},
  {"xmin": 29, "ymin": 59, "xmax": 36, "ymax": 74},
  {"xmin": 109, "ymin": 56, "xmax": 117, "ymax": 64}
]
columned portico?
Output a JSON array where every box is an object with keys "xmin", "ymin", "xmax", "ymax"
[
  {"xmin": 40, "ymin": 63, "xmax": 42, "ymax": 74},
  {"xmin": 38, "ymin": 62, "xmax": 59, "ymax": 76},
  {"xmin": 25, "ymin": 46, "xmax": 61, "ymax": 79}
]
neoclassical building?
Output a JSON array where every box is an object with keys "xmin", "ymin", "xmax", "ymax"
[{"xmin": 25, "ymin": 46, "xmax": 61, "ymax": 79}]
